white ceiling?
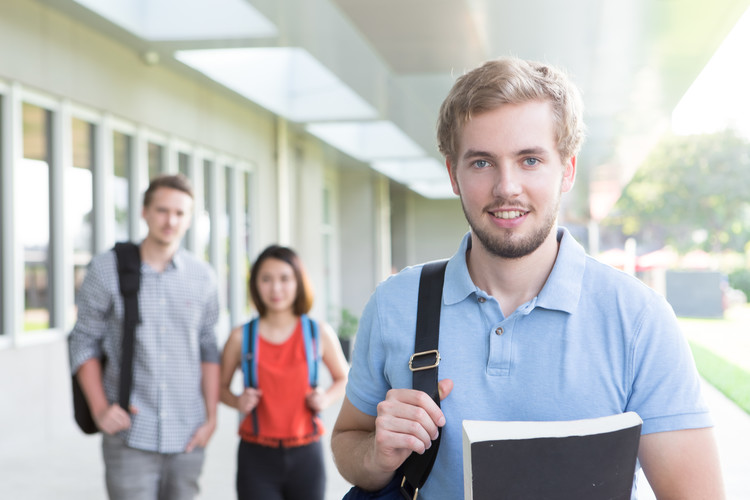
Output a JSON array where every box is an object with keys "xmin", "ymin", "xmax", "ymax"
[{"xmin": 45, "ymin": 0, "xmax": 750, "ymax": 213}]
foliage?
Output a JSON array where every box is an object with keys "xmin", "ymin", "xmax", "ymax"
[
  {"xmin": 337, "ymin": 308, "xmax": 359, "ymax": 339},
  {"xmin": 603, "ymin": 130, "xmax": 750, "ymax": 253},
  {"xmin": 689, "ymin": 341, "xmax": 750, "ymax": 415},
  {"xmin": 729, "ymin": 268, "xmax": 750, "ymax": 298}
]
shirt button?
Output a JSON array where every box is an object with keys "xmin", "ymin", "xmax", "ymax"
[
  {"xmin": 478, "ymin": 297, "xmax": 486, "ymax": 303},
  {"xmin": 495, "ymin": 327, "xmax": 504, "ymax": 336}
]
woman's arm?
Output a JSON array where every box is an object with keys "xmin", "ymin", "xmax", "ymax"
[
  {"xmin": 307, "ymin": 321, "xmax": 349, "ymax": 412},
  {"xmin": 220, "ymin": 326, "xmax": 263, "ymax": 413}
]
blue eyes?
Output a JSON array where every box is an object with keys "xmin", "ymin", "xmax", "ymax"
[{"xmin": 471, "ymin": 158, "xmax": 540, "ymax": 169}]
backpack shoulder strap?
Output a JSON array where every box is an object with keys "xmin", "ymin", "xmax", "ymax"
[
  {"xmin": 113, "ymin": 242, "xmax": 141, "ymax": 413},
  {"xmin": 240, "ymin": 317, "xmax": 261, "ymax": 434},
  {"xmin": 399, "ymin": 259, "xmax": 448, "ymax": 498},
  {"xmin": 301, "ymin": 314, "xmax": 320, "ymax": 388},
  {"xmin": 241, "ymin": 318, "xmax": 260, "ymax": 388}
]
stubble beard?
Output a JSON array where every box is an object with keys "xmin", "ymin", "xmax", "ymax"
[{"xmin": 460, "ymin": 196, "xmax": 560, "ymax": 260}]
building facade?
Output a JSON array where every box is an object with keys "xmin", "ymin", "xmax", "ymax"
[{"xmin": 0, "ymin": 0, "xmax": 467, "ymax": 449}]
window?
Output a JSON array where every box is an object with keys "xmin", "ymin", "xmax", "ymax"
[
  {"xmin": 21, "ymin": 103, "xmax": 52, "ymax": 332},
  {"xmin": 199, "ymin": 159, "xmax": 213, "ymax": 263},
  {"xmin": 113, "ymin": 131, "xmax": 132, "ymax": 242},
  {"xmin": 148, "ymin": 141, "xmax": 164, "ymax": 180},
  {"xmin": 71, "ymin": 118, "xmax": 95, "ymax": 321},
  {"xmin": 178, "ymin": 151, "xmax": 192, "ymax": 249}
]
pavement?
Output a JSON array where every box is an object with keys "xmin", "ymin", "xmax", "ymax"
[{"xmin": 1, "ymin": 378, "xmax": 748, "ymax": 499}]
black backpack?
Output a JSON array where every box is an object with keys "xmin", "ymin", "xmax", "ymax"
[{"xmin": 71, "ymin": 242, "xmax": 140, "ymax": 434}]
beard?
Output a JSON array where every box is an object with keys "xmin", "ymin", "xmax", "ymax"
[{"xmin": 460, "ymin": 196, "xmax": 560, "ymax": 259}]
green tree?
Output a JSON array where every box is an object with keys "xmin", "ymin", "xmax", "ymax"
[{"xmin": 604, "ymin": 130, "xmax": 750, "ymax": 252}]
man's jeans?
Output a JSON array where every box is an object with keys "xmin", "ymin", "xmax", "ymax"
[{"xmin": 102, "ymin": 434, "xmax": 205, "ymax": 500}]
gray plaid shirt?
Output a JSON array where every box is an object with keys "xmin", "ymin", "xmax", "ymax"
[{"xmin": 69, "ymin": 247, "xmax": 220, "ymax": 453}]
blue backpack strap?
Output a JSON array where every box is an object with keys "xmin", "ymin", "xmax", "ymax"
[
  {"xmin": 301, "ymin": 314, "xmax": 320, "ymax": 388},
  {"xmin": 240, "ymin": 318, "xmax": 260, "ymax": 434},
  {"xmin": 241, "ymin": 318, "xmax": 260, "ymax": 388}
]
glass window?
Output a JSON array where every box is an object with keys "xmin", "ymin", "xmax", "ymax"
[
  {"xmin": 199, "ymin": 159, "xmax": 212, "ymax": 262},
  {"xmin": 113, "ymin": 131, "xmax": 132, "ymax": 242},
  {"xmin": 178, "ymin": 152, "xmax": 192, "ymax": 249},
  {"xmin": 178, "ymin": 152, "xmax": 190, "ymax": 177},
  {"xmin": 148, "ymin": 142, "xmax": 164, "ymax": 180},
  {"xmin": 71, "ymin": 118, "xmax": 95, "ymax": 321},
  {"xmin": 21, "ymin": 103, "xmax": 52, "ymax": 332}
]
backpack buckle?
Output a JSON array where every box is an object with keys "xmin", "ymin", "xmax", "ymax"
[{"xmin": 408, "ymin": 349, "xmax": 440, "ymax": 372}]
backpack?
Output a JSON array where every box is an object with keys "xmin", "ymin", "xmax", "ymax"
[
  {"xmin": 240, "ymin": 314, "xmax": 321, "ymax": 434},
  {"xmin": 71, "ymin": 242, "xmax": 140, "ymax": 434}
]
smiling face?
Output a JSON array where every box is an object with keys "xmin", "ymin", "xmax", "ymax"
[
  {"xmin": 256, "ymin": 257, "xmax": 299, "ymax": 314},
  {"xmin": 141, "ymin": 186, "xmax": 193, "ymax": 249},
  {"xmin": 447, "ymin": 100, "xmax": 576, "ymax": 260}
]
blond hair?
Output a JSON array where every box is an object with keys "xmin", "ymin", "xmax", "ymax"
[{"xmin": 437, "ymin": 57, "xmax": 585, "ymax": 167}]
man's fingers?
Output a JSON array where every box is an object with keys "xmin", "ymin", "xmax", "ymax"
[
  {"xmin": 385, "ymin": 388, "xmax": 446, "ymax": 428},
  {"xmin": 438, "ymin": 378, "xmax": 453, "ymax": 401},
  {"xmin": 375, "ymin": 411, "xmax": 434, "ymax": 453}
]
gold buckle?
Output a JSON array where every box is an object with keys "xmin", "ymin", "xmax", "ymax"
[
  {"xmin": 400, "ymin": 475, "xmax": 419, "ymax": 500},
  {"xmin": 408, "ymin": 349, "xmax": 440, "ymax": 372}
]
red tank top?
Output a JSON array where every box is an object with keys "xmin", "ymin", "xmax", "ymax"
[{"xmin": 239, "ymin": 319, "xmax": 324, "ymax": 447}]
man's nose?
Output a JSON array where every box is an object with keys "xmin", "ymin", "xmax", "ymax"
[{"xmin": 492, "ymin": 165, "xmax": 522, "ymax": 199}]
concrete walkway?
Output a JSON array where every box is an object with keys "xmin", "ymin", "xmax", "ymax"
[{"xmin": 1, "ymin": 378, "xmax": 747, "ymax": 499}]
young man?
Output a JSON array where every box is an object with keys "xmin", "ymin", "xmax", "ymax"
[
  {"xmin": 69, "ymin": 174, "xmax": 220, "ymax": 500},
  {"xmin": 331, "ymin": 58, "xmax": 725, "ymax": 499}
]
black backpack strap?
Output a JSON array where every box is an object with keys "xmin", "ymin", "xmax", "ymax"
[
  {"xmin": 114, "ymin": 242, "xmax": 141, "ymax": 413},
  {"xmin": 399, "ymin": 259, "xmax": 448, "ymax": 499}
]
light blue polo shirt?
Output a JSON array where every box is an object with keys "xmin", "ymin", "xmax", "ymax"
[{"xmin": 346, "ymin": 228, "xmax": 711, "ymax": 499}]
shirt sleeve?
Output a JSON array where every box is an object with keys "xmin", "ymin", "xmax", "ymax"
[
  {"xmin": 626, "ymin": 296, "xmax": 713, "ymax": 434},
  {"xmin": 68, "ymin": 253, "xmax": 114, "ymax": 374},
  {"xmin": 197, "ymin": 265, "xmax": 220, "ymax": 364},
  {"xmin": 345, "ymin": 288, "xmax": 392, "ymax": 417}
]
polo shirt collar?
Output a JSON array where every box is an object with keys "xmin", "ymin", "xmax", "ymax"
[
  {"xmin": 443, "ymin": 232, "xmax": 479, "ymax": 306},
  {"xmin": 535, "ymin": 227, "xmax": 585, "ymax": 314},
  {"xmin": 441, "ymin": 228, "xmax": 585, "ymax": 314}
]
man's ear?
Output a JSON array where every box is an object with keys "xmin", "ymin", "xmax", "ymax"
[
  {"xmin": 561, "ymin": 156, "xmax": 576, "ymax": 193},
  {"xmin": 446, "ymin": 159, "xmax": 460, "ymax": 196}
]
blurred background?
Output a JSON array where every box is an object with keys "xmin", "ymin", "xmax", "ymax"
[{"xmin": 0, "ymin": 0, "xmax": 749, "ymax": 497}]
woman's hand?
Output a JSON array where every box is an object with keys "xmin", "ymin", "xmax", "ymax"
[
  {"xmin": 306, "ymin": 387, "xmax": 326, "ymax": 412},
  {"xmin": 237, "ymin": 387, "xmax": 263, "ymax": 414}
]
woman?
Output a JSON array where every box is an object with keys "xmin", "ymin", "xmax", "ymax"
[{"xmin": 220, "ymin": 245, "xmax": 349, "ymax": 500}]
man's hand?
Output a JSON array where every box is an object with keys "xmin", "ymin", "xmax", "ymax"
[
  {"xmin": 186, "ymin": 417, "xmax": 216, "ymax": 453},
  {"xmin": 367, "ymin": 379, "xmax": 454, "ymax": 476},
  {"xmin": 94, "ymin": 403, "xmax": 135, "ymax": 435}
]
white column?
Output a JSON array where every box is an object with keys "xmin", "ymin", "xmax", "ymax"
[
  {"xmin": 94, "ymin": 114, "xmax": 115, "ymax": 253},
  {"xmin": 374, "ymin": 175, "xmax": 392, "ymax": 281},
  {"xmin": 1, "ymin": 83, "xmax": 22, "ymax": 343},
  {"xmin": 50, "ymin": 100, "xmax": 74, "ymax": 330},
  {"xmin": 276, "ymin": 118, "xmax": 291, "ymax": 245}
]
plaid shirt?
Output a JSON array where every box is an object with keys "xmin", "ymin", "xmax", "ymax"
[{"xmin": 69, "ymin": 247, "xmax": 220, "ymax": 453}]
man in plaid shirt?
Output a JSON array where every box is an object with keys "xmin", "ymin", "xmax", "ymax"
[{"xmin": 69, "ymin": 174, "xmax": 220, "ymax": 500}]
